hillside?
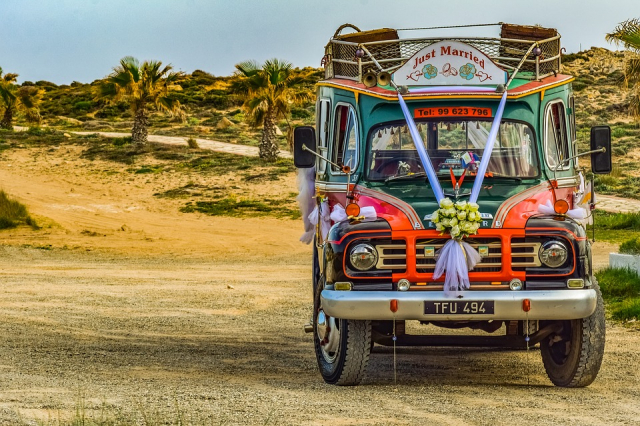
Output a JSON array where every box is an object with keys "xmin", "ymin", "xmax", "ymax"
[
  {"xmin": 12, "ymin": 48, "xmax": 640, "ymax": 200},
  {"xmin": 21, "ymin": 67, "xmax": 322, "ymax": 151}
]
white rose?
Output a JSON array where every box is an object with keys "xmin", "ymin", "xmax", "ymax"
[
  {"xmin": 446, "ymin": 208, "xmax": 457, "ymax": 217},
  {"xmin": 436, "ymin": 223, "xmax": 444, "ymax": 232},
  {"xmin": 450, "ymin": 217, "xmax": 458, "ymax": 226},
  {"xmin": 468, "ymin": 211, "xmax": 477, "ymax": 221},
  {"xmin": 455, "ymin": 201, "xmax": 467, "ymax": 211},
  {"xmin": 457, "ymin": 211, "xmax": 467, "ymax": 221},
  {"xmin": 450, "ymin": 225, "xmax": 461, "ymax": 238},
  {"xmin": 468, "ymin": 202, "xmax": 479, "ymax": 212},
  {"xmin": 441, "ymin": 218, "xmax": 450, "ymax": 227},
  {"xmin": 461, "ymin": 221, "xmax": 473, "ymax": 234},
  {"xmin": 431, "ymin": 211, "xmax": 439, "ymax": 223},
  {"xmin": 440, "ymin": 198, "xmax": 454, "ymax": 209}
]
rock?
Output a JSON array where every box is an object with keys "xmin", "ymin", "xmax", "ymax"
[
  {"xmin": 112, "ymin": 121, "xmax": 134, "ymax": 129},
  {"xmin": 216, "ymin": 117, "xmax": 234, "ymax": 130},
  {"xmin": 63, "ymin": 133, "xmax": 71, "ymax": 138},
  {"xmin": 275, "ymin": 126, "xmax": 284, "ymax": 136},
  {"xmin": 83, "ymin": 120, "xmax": 113, "ymax": 130},
  {"xmin": 226, "ymin": 284, "xmax": 234, "ymax": 289},
  {"xmin": 194, "ymin": 126, "xmax": 211, "ymax": 134},
  {"xmin": 56, "ymin": 116, "xmax": 83, "ymax": 125}
]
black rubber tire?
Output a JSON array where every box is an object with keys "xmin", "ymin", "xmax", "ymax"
[
  {"xmin": 540, "ymin": 280, "xmax": 606, "ymax": 387},
  {"xmin": 313, "ymin": 282, "xmax": 372, "ymax": 386}
]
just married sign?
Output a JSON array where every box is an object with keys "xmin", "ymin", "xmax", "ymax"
[{"xmin": 392, "ymin": 40, "xmax": 508, "ymax": 87}]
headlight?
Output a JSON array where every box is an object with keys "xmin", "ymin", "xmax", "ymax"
[
  {"xmin": 349, "ymin": 244, "xmax": 378, "ymax": 271},
  {"xmin": 539, "ymin": 241, "xmax": 568, "ymax": 268}
]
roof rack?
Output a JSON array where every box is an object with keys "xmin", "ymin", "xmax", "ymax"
[{"xmin": 323, "ymin": 23, "xmax": 561, "ymax": 83}]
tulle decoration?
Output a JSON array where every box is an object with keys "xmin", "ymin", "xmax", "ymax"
[
  {"xmin": 296, "ymin": 167, "xmax": 316, "ymax": 244},
  {"xmin": 537, "ymin": 200, "xmax": 588, "ymax": 221},
  {"xmin": 330, "ymin": 204, "xmax": 377, "ymax": 222},
  {"xmin": 319, "ymin": 200, "xmax": 332, "ymax": 241},
  {"xmin": 433, "ymin": 240, "xmax": 482, "ymax": 297}
]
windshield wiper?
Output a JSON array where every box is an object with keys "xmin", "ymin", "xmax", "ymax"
[
  {"xmin": 486, "ymin": 174, "xmax": 522, "ymax": 183},
  {"xmin": 384, "ymin": 172, "xmax": 427, "ymax": 183}
]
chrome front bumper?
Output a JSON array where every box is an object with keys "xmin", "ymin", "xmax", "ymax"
[{"xmin": 321, "ymin": 289, "xmax": 597, "ymax": 321}]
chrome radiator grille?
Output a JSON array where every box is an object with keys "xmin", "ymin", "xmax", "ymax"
[{"xmin": 374, "ymin": 238, "xmax": 541, "ymax": 273}]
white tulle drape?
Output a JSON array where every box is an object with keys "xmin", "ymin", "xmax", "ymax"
[
  {"xmin": 538, "ymin": 200, "xmax": 588, "ymax": 221},
  {"xmin": 330, "ymin": 204, "xmax": 377, "ymax": 222},
  {"xmin": 296, "ymin": 167, "xmax": 317, "ymax": 244},
  {"xmin": 433, "ymin": 240, "xmax": 482, "ymax": 297}
]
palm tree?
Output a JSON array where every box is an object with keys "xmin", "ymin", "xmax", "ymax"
[
  {"xmin": 233, "ymin": 59, "xmax": 312, "ymax": 161},
  {"xmin": 0, "ymin": 67, "xmax": 42, "ymax": 130},
  {"xmin": 98, "ymin": 57, "xmax": 183, "ymax": 144},
  {"xmin": 606, "ymin": 18, "xmax": 640, "ymax": 118}
]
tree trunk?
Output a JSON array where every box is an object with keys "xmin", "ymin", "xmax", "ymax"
[
  {"xmin": 0, "ymin": 108, "xmax": 13, "ymax": 130},
  {"xmin": 131, "ymin": 107, "xmax": 148, "ymax": 144},
  {"xmin": 259, "ymin": 108, "xmax": 279, "ymax": 162}
]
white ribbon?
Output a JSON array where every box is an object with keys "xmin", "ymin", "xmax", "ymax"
[
  {"xmin": 433, "ymin": 240, "xmax": 482, "ymax": 297},
  {"xmin": 330, "ymin": 204, "xmax": 377, "ymax": 222},
  {"xmin": 469, "ymin": 91, "xmax": 508, "ymax": 203},
  {"xmin": 538, "ymin": 200, "xmax": 588, "ymax": 221},
  {"xmin": 397, "ymin": 93, "xmax": 444, "ymax": 202}
]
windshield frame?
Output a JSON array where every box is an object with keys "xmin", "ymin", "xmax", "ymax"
[{"xmin": 364, "ymin": 117, "xmax": 541, "ymax": 182}]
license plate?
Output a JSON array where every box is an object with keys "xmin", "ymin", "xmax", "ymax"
[{"xmin": 424, "ymin": 300, "xmax": 494, "ymax": 315}]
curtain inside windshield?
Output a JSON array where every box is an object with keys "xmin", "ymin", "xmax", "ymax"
[{"xmin": 368, "ymin": 120, "xmax": 538, "ymax": 180}]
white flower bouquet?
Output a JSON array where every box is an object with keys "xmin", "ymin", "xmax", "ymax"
[{"xmin": 431, "ymin": 198, "xmax": 482, "ymax": 240}]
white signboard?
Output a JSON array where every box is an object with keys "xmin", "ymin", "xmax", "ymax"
[{"xmin": 392, "ymin": 40, "xmax": 507, "ymax": 87}]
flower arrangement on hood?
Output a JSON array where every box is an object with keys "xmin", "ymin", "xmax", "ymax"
[{"xmin": 431, "ymin": 198, "xmax": 482, "ymax": 240}]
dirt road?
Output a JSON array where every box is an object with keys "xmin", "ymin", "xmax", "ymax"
[
  {"xmin": 0, "ymin": 142, "xmax": 638, "ymax": 425},
  {"xmin": 1, "ymin": 246, "xmax": 640, "ymax": 425}
]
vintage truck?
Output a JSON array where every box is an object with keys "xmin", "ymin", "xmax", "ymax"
[{"xmin": 293, "ymin": 23, "xmax": 612, "ymax": 387}]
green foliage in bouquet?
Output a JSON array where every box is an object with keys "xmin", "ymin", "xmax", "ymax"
[{"xmin": 431, "ymin": 198, "xmax": 483, "ymax": 239}]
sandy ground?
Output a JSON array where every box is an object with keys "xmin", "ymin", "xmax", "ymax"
[{"xmin": 0, "ymin": 144, "xmax": 638, "ymax": 425}]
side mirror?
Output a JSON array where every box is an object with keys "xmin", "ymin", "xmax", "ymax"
[
  {"xmin": 590, "ymin": 126, "xmax": 612, "ymax": 174},
  {"xmin": 293, "ymin": 126, "xmax": 316, "ymax": 168}
]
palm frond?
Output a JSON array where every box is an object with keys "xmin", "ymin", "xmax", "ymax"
[
  {"xmin": 235, "ymin": 60, "xmax": 261, "ymax": 77},
  {"xmin": 16, "ymin": 86, "xmax": 42, "ymax": 109},
  {"xmin": 607, "ymin": 18, "xmax": 640, "ymax": 52},
  {"xmin": 120, "ymin": 56, "xmax": 141, "ymax": 82}
]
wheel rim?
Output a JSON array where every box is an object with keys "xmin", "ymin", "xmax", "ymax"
[
  {"xmin": 547, "ymin": 320, "xmax": 573, "ymax": 365},
  {"xmin": 316, "ymin": 308, "xmax": 340, "ymax": 363}
]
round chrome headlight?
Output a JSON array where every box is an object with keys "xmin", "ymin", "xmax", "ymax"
[
  {"xmin": 539, "ymin": 241, "xmax": 568, "ymax": 268},
  {"xmin": 349, "ymin": 244, "xmax": 378, "ymax": 271}
]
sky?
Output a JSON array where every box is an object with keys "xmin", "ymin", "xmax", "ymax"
[{"xmin": 0, "ymin": 0, "xmax": 636, "ymax": 84}]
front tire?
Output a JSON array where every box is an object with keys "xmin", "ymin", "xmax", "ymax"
[
  {"xmin": 313, "ymin": 281, "xmax": 371, "ymax": 385},
  {"xmin": 540, "ymin": 280, "xmax": 605, "ymax": 387}
]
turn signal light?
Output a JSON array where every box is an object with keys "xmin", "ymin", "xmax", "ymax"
[
  {"xmin": 554, "ymin": 199, "xmax": 569, "ymax": 214},
  {"xmin": 390, "ymin": 299, "xmax": 398, "ymax": 313},
  {"xmin": 522, "ymin": 299, "xmax": 531, "ymax": 312},
  {"xmin": 345, "ymin": 203, "xmax": 361, "ymax": 217}
]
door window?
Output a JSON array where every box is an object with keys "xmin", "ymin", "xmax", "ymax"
[
  {"xmin": 544, "ymin": 100, "xmax": 569, "ymax": 170},
  {"xmin": 316, "ymin": 99, "xmax": 330, "ymax": 173},
  {"xmin": 332, "ymin": 104, "xmax": 358, "ymax": 172}
]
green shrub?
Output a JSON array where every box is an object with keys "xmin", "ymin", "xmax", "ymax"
[
  {"xmin": 186, "ymin": 137, "xmax": 199, "ymax": 149},
  {"xmin": 593, "ymin": 211, "xmax": 640, "ymax": 230},
  {"xmin": 597, "ymin": 267, "xmax": 640, "ymax": 299},
  {"xmin": 620, "ymin": 237, "xmax": 640, "ymax": 255},
  {"xmin": 0, "ymin": 190, "xmax": 38, "ymax": 229},
  {"xmin": 74, "ymin": 100, "xmax": 93, "ymax": 111}
]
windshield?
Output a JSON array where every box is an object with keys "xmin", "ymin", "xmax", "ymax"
[{"xmin": 367, "ymin": 119, "xmax": 538, "ymax": 181}]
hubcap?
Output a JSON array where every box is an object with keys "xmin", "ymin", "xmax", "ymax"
[{"xmin": 316, "ymin": 308, "xmax": 340, "ymax": 362}]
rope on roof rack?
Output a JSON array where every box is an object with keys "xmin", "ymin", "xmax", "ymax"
[{"xmin": 397, "ymin": 22, "xmax": 503, "ymax": 31}]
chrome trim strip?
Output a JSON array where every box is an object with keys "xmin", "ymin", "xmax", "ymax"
[
  {"xmin": 321, "ymin": 289, "xmax": 597, "ymax": 321},
  {"xmin": 356, "ymin": 186, "xmax": 424, "ymax": 229}
]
